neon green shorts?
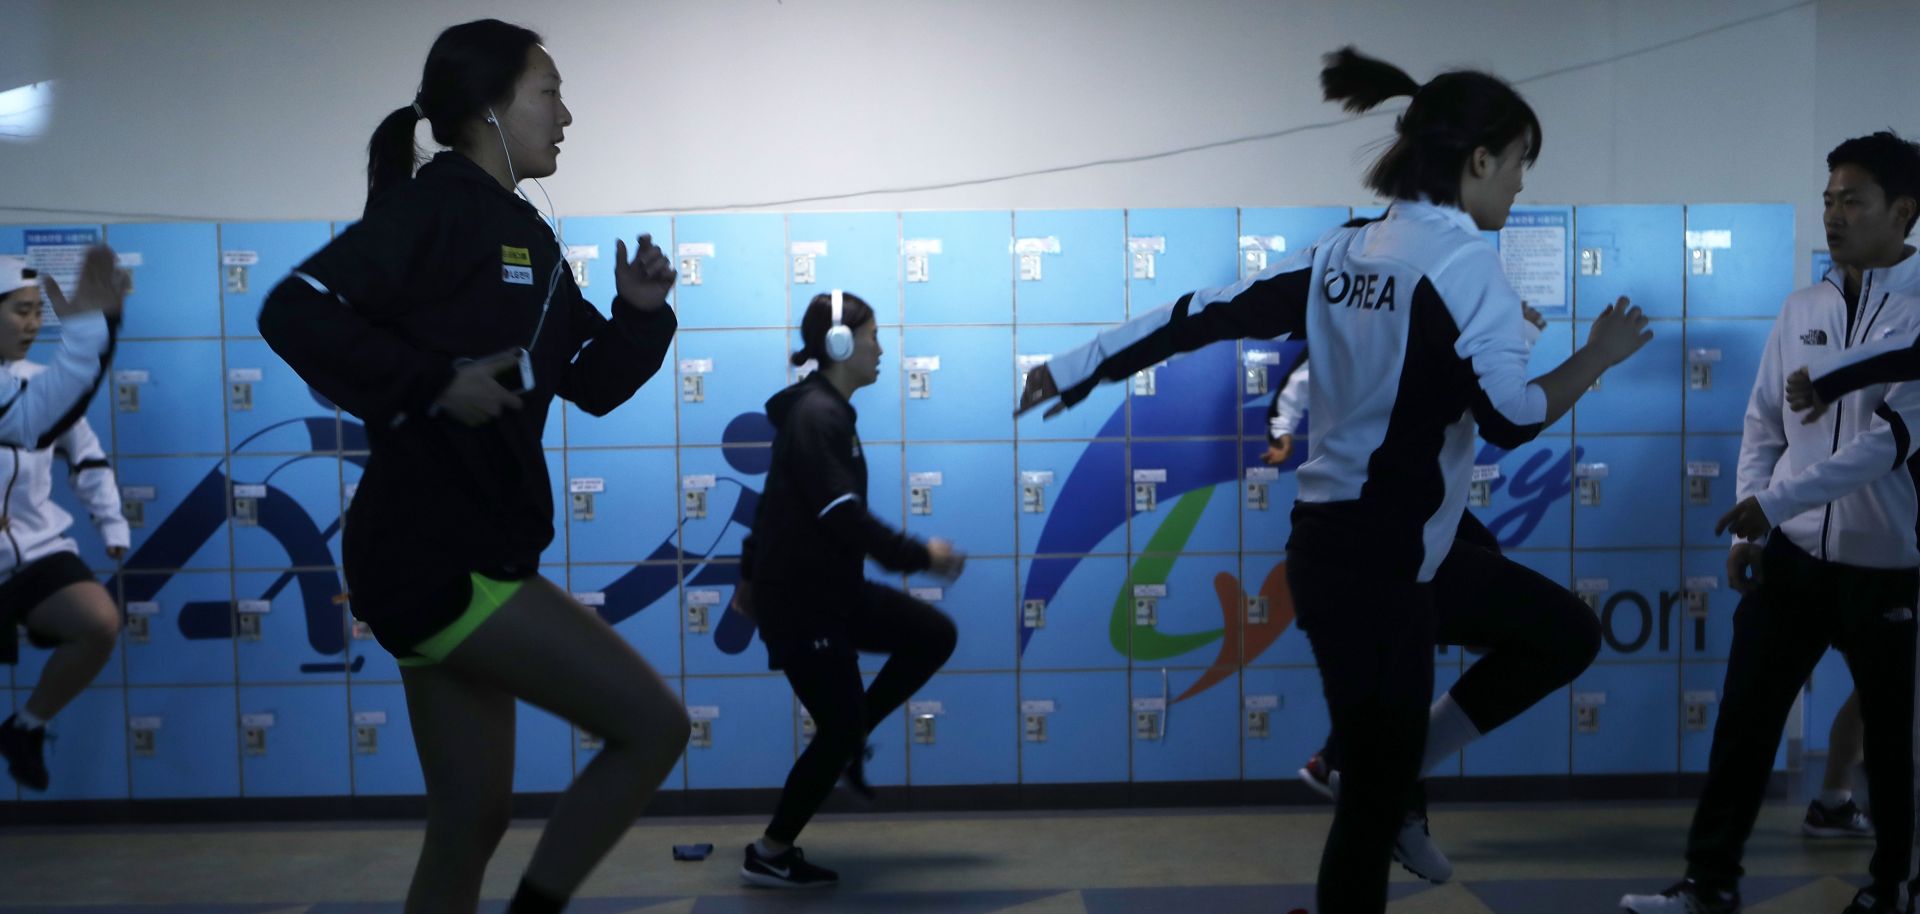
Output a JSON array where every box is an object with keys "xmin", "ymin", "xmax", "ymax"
[{"xmin": 397, "ymin": 573, "xmax": 525, "ymax": 668}]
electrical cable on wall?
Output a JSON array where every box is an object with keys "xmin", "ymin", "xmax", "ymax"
[{"xmin": 0, "ymin": 0, "xmax": 1816, "ymax": 222}]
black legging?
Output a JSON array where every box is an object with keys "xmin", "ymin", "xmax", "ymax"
[
  {"xmin": 765, "ymin": 582, "xmax": 957, "ymax": 845},
  {"xmin": 1296, "ymin": 535, "xmax": 1600, "ymax": 913},
  {"xmin": 1320, "ymin": 536, "xmax": 1600, "ymax": 771}
]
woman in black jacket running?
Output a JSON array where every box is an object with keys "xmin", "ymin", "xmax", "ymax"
[{"xmin": 734, "ymin": 290, "xmax": 964, "ymax": 888}]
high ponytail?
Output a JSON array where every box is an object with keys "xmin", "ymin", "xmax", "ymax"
[
  {"xmin": 362, "ymin": 19, "xmax": 542, "ymax": 214},
  {"xmin": 1320, "ymin": 46, "xmax": 1420, "ymax": 114},
  {"xmin": 1322, "ymin": 47, "xmax": 1542, "ymax": 207}
]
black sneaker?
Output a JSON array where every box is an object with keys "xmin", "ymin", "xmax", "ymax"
[
  {"xmin": 1803, "ymin": 798, "xmax": 1875, "ymax": 838},
  {"xmin": 0, "ymin": 715, "xmax": 48, "ymax": 792},
  {"xmin": 1619, "ymin": 879, "xmax": 1741, "ymax": 913},
  {"xmin": 742, "ymin": 842, "xmax": 838, "ymax": 889},
  {"xmin": 1842, "ymin": 886, "xmax": 1907, "ymax": 914},
  {"xmin": 840, "ymin": 743, "xmax": 876, "ymax": 803}
]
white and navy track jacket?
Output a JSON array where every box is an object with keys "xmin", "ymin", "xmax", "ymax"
[
  {"xmin": 0, "ymin": 359, "xmax": 127, "ymax": 577},
  {"xmin": 1269, "ymin": 362, "xmax": 1310, "ymax": 442},
  {"xmin": 1049, "ymin": 200, "xmax": 1547, "ymax": 582},
  {"xmin": 1738, "ymin": 253, "xmax": 1920, "ymax": 569}
]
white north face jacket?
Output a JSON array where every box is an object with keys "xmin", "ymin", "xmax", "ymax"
[
  {"xmin": 1739, "ymin": 252, "xmax": 1920, "ymax": 569},
  {"xmin": 0, "ymin": 358, "xmax": 128, "ymax": 577}
]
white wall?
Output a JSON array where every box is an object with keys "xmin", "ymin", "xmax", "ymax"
[{"xmin": 2, "ymin": 0, "xmax": 1915, "ymax": 283}]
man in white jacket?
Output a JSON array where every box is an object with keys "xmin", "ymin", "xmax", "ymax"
[
  {"xmin": 1626, "ymin": 131, "xmax": 1920, "ymax": 914},
  {"xmin": 0, "ymin": 250, "xmax": 131, "ymax": 793}
]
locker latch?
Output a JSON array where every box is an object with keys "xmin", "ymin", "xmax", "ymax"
[
  {"xmin": 243, "ymin": 725, "xmax": 268, "ymax": 756},
  {"xmin": 679, "ymin": 255, "xmax": 703, "ymax": 286},
  {"xmin": 124, "ymin": 500, "xmax": 145, "ymax": 528},
  {"xmin": 1241, "ymin": 247, "xmax": 1268, "ymax": 280},
  {"xmin": 1689, "ymin": 362, "xmax": 1713, "ymax": 390},
  {"xmin": 1022, "ymin": 482, "xmax": 1046, "ymax": 514},
  {"xmin": 1023, "ymin": 599, "xmax": 1046, "ymax": 629},
  {"xmin": 1683, "ymin": 590, "xmax": 1710, "ymax": 619},
  {"xmin": 131, "ymin": 725, "xmax": 158, "ymax": 758},
  {"xmin": 906, "ymin": 253, "xmax": 930, "ymax": 284},
  {"xmin": 355, "ymin": 725, "xmax": 379, "ymax": 755},
  {"xmin": 1684, "ymin": 691, "xmax": 1716, "ymax": 732},
  {"xmin": 1579, "ymin": 248, "xmax": 1603, "ymax": 276},
  {"xmin": 684, "ymin": 488, "xmax": 707, "ymax": 520},
  {"xmin": 681, "ymin": 373, "xmax": 705, "ymax": 403},
  {"xmin": 684, "ymin": 600, "xmax": 710, "ymax": 634},
  {"xmin": 570, "ymin": 260, "xmax": 590, "ymax": 288},
  {"xmin": 1129, "ymin": 237, "xmax": 1163, "ymax": 281},
  {"xmin": 233, "ymin": 495, "xmax": 259, "ymax": 527},
  {"xmin": 1134, "ymin": 482, "xmax": 1158, "ymax": 513},
  {"xmin": 1019, "ymin": 252, "xmax": 1043, "ymax": 282},
  {"xmin": 1246, "ymin": 482, "xmax": 1269, "ymax": 511},
  {"xmin": 1577, "ymin": 478, "xmax": 1602, "ymax": 507},
  {"xmin": 912, "ymin": 714, "xmax": 937, "ymax": 745},
  {"xmin": 1024, "ymin": 713, "xmax": 1047, "ymax": 743},
  {"xmin": 908, "ymin": 370, "xmax": 931, "ymax": 399},
  {"xmin": 1468, "ymin": 479, "xmax": 1493, "ymax": 508},
  {"xmin": 116, "ymin": 382, "xmax": 140, "ymax": 413},
  {"xmin": 1246, "ymin": 595, "xmax": 1269, "ymax": 625},
  {"xmin": 1135, "ymin": 710, "xmax": 1162, "ymax": 741},
  {"xmin": 1134, "ymin": 597, "xmax": 1158, "ymax": 627},
  {"xmin": 1245, "ymin": 363, "xmax": 1268, "ymax": 396},
  {"xmin": 910, "ymin": 486, "xmax": 933, "ymax": 516},
  {"xmin": 1132, "ymin": 367, "xmax": 1157, "ymax": 396},
  {"xmin": 1687, "ymin": 476, "xmax": 1712, "ymax": 506},
  {"xmin": 793, "ymin": 252, "xmax": 817, "ymax": 285},
  {"xmin": 1246, "ymin": 709, "xmax": 1271, "ymax": 739},
  {"xmin": 571, "ymin": 492, "xmax": 594, "ymax": 522},
  {"xmin": 1576, "ymin": 703, "xmax": 1601, "ymax": 734},
  {"xmin": 229, "ymin": 382, "xmax": 253, "ymax": 412},
  {"xmin": 237, "ymin": 613, "xmax": 262, "ymax": 642},
  {"xmin": 225, "ymin": 265, "xmax": 249, "ymax": 294},
  {"xmin": 1690, "ymin": 247, "xmax": 1714, "ymax": 276},
  {"xmin": 126, "ymin": 613, "xmax": 150, "ymax": 643}
]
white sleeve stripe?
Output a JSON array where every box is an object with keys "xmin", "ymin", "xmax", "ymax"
[
  {"xmin": 292, "ymin": 270, "xmax": 331, "ymax": 294},
  {"xmin": 818, "ymin": 493, "xmax": 859, "ymax": 518}
]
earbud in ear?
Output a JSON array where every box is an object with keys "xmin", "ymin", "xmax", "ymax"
[{"xmin": 486, "ymin": 107, "xmax": 499, "ymax": 125}]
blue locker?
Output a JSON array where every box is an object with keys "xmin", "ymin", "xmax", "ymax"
[
  {"xmin": 1240, "ymin": 667, "xmax": 1331, "ymax": 781},
  {"xmin": 1524, "ymin": 320, "xmax": 1577, "ymax": 436},
  {"xmin": 669, "ymin": 213, "xmax": 786, "ymax": 329},
  {"xmin": 680, "ymin": 568, "xmax": 760, "ymax": 676},
  {"xmin": 1685, "ymin": 204, "xmax": 1796, "ymax": 318},
  {"xmin": 1014, "ymin": 324, "xmax": 1126, "ymax": 441},
  {"xmin": 1573, "ymin": 319, "xmax": 1683, "ymax": 433},
  {"xmin": 1131, "ymin": 667, "xmax": 1239, "ymax": 782},
  {"xmin": 683, "ymin": 675, "xmax": 794, "ymax": 790},
  {"xmin": 1018, "ymin": 670, "xmax": 1129, "ymax": 784},
  {"xmin": 1131, "ymin": 340, "xmax": 1240, "ymax": 439},
  {"xmin": 1122, "ymin": 554, "xmax": 1238, "ymax": 669},
  {"xmin": 1128, "ymin": 439, "xmax": 1240, "ymax": 554},
  {"xmin": 12, "ymin": 574, "xmax": 123, "ymax": 687},
  {"xmin": 1508, "ymin": 549, "xmax": 1572, "ymax": 590},
  {"xmin": 903, "ymin": 442, "xmax": 1015, "ymax": 557},
  {"xmin": 126, "ymin": 685, "xmax": 239, "ymax": 799},
  {"xmin": 223, "ymin": 338, "xmax": 339, "ymax": 454},
  {"xmin": 1574, "ymin": 551, "xmax": 1684, "ymax": 662},
  {"xmin": 1240, "ymin": 552, "xmax": 1311, "ymax": 667},
  {"xmin": 1237, "ymin": 207, "xmax": 1351, "ymax": 279},
  {"xmin": 1238, "ymin": 441, "xmax": 1300, "ymax": 555},
  {"xmin": 1682, "ymin": 319, "xmax": 1773, "ymax": 433},
  {"xmin": 1462, "ymin": 685, "xmax": 1570, "ymax": 776},
  {"xmin": 783, "ymin": 323, "xmax": 904, "ymax": 443},
  {"xmin": 1012, "ymin": 210, "xmax": 1125, "ymax": 326},
  {"xmin": 116, "ymin": 462, "xmax": 238, "ymax": 571},
  {"xmin": 1679, "ymin": 552, "xmax": 1737, "ymax": 662},
  {"xmin": 238, "ymin": 684, "xmax": 350, "ymax": 797},
  {"xmin": 678, "ymin": 447, "xmax": 768, "ymax": 563},
  {"xmin": 864, "ymin": 441, "xmax": 905, "ymax": 529},
  {"xmin": 1017, "ymin": 440, "xmax": 1128, "ymax": 557},
  {"xmin": 1569, "ymin": 434, "xmax": 1682, "ymax": 548},
  {"xmin": 228, "ymin": 454, "xmax": 342, "ymax": 571},
  {"xmin": 1574, "ymin": 205, "xmax": 1685, "ymax": 320},
  {"xmin": 558, "ymin": 214, "xmax": 677, "ymax": 449},
  {"xmin": 1125, "ymin": 208, "xmax": 1238, "ymax": 316},
  {"xmin": 1681, "ymin": 434, "xmax": 1743, "ymax": 547},
  {"xmin": 1239, "ymin": 340, "xmax": 1308, "ymax": 442},
  {"xmin": 906, "ymin": 673, "xmax": 1016, "ymax": 785},
  {"xmin": 112, "ymin": 340, "xmax": 227, "ymax": 455},
  {"xmin": 901, "ymin": 326, "xmax": 1015, "ymax": 441},
  {"xmin": 1018, "ymin": 555, "xmax": 1129, "ymax": 671},
  {"xmin": 104, "ymin": 222, "xmax": 221, "ymax": 339},
  {"xmin": 123, "ymin": 571, "xmax": 235, "ymax": 686},
  {"xmin": 787, "ymin": 212, "xmax": 900, "ymax": 325},
  {"xmin": 1681, "ymin": 661, "xmax": 1784, "ymax": 773},
  {"xmin": 516, "ymin": 699, "xmax": 576, "ymax": 794},
  {"xmin": 541, "ymin": 450, "xmax": 567, "ymax": 567},
  {"xmin": 1471, "ymin": 439, "xmax": 1573, "ymax": 551},
  {"xmin": 570, "ymin": 562, "xmax": 681, "ymax": 677},
  {"xmin": 349, "ymin": 682, "xmax": 424, "ymax": 795},
  {"xmin": 905, "ymin": 558, "xmax": 1015, "ymax": 673},
  {"xmin": 675, "ymin": 329, "xmax": 792, "ymax": 446},
  {"xmin": 1571, "ymin": 662, "xmax": 1679, "ymax": 774},
  {"xmin": 218, "ymin": 222, "xmax": 332, "ymax": 336},
  {"xmin": 563, "ymin": 448, "xmax": 677, "ymax": 565},
  {"xmin": 15, "ymin": 686, "xmax": 127, "ymax": 801},
  {"xmin": 235, "ymin": 570, "xmax": 350, "ymax": 684},
  {"xmin": 902, "ymin": 211, "xmax": 1014, "ymax": 325}
]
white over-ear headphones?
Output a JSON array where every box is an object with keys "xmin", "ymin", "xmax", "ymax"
[{"xmin": 823, "ymin": 289, "xmax": 854, "ymax": 362}]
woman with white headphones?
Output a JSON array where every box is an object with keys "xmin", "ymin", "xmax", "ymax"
[{"xmin": 734, "ymin": 289, "xmax": 966, "ymax": 888}]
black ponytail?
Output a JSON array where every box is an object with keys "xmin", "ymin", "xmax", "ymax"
[
  {"xmin": 364, "ymin": 19, "xmax": 543, "ymax": 213},
  {"xmin": 792, "ymin": 292, "xmax": 875, "ymax": 367},
  {"xmin": 1322, "ymin": 46, "xmax": 1542, "ymax": 207}
]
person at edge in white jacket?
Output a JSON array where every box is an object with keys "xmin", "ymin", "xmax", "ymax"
[
  {"xmin": 1625, "ymin": 131, "xmax": 1920, "ymax": 914},
  {"xmin": 0, "ymin": 249, "xmax": 132, "ymax": 795}
]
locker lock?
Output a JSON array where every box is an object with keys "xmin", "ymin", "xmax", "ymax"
[
  {"xmin": 1024, "ymin": 713, "xmax": 1047, "ymax": 743},
  {"xmin": 237, "ymin": 613, "xmax": 263, "ymax": 642},
  {"xmin": 243, "ymin": 725, "xmax": 268, "ymax": 756},
  {"xmin": 686, "ymin": 602, "xmax": 710, "ymax": 635},
  {"xmin": 1023, "ymin": 599, "xmax": 1046, "ymax": 629},
  {"xmin": 910, "ymin": 486, "xmax": 933, "ymax": 516},
  {"xmin": 681, "ymin": 373, "xmax": 705, "ymax": 403},
  {"xmin": 906, "ymin": 253, "xmax": 930, "ymax": 284},
  {"xmin": 131, "ymin": 726, "xmax": 158, "ymax": 758},
  {"xmin": 124, "ymin": 500, "xmax": 145, "ymax": 528},
  {"xmin": 1244, "ymin": 363, "xmax": 1268, "ymax": 396},
  {"xmin": 1134, "ymin": 482, "xmax": 1158, "ymax": 513},
  {"xmin": 1019, "ymin": 251, "xmax": 1044, "ymax": 282},
  {"xmin": 908, "ymin": 370, "xmax": 931, "ymax": 400},
  {"xmin": 1576, "ymin": 703, "xmax": 1601, "ymax": 734},
  {"xmin": 1246, "ymin": 482, "xmax": 1269, "ymax": 512},
  {"xmin": 229, "ymin": 382, "xmax": 254, "ymax": 412},
  {"xmin": 1246, "ymin": 595, "xmax": 1269, "ymax": 625},
  {"xmin": 1246, "ymin": 709, "xmax": 1271, "ymax": 740},
  {"xmin": 1468, "ymin": 479, "xmax": 1493, "ymax": 508},
  {"xmin": 1579, "ymin": 247, "xmax": 1603, "ymax": 276},
  {"xmin": 1134, "ymin": 710, "xmax": 1162, "ymax": 741},
  {"xmin": 1689, "ymin": 247, "xmax": 1714, "ymax": 276},
  {"xmin": 1689, "ymin": 361, "xmax": 1713, "ymax": 391},
  {"xmin": 690, "ymin": 719, "xmax": 713, "ymax": 749},
  {"xmin": 116, "ymin": 382, "xmax": 140, "ymax": 413},
  {"xmin": 1687, "ymin": 476, "xmax": 1712, "ymax": 506},
  {"xmin": 570, "ymin": 259, "xmax": 590, "ymax": 288},
  {"xmin": 355, "ymin": 724, "xmax": 379, "ymax": 755},
  {"xmin": 571, "ymin": 492, "xmax": 595, "ymax": 522},
  {"xmin": 678, "ymin": 255, "xmax": 703, "ymax": 286},
  {"xmin": 1132, "ymin": 249, "xmax": 1157, "ymax": 281},
  {"xmin": 1022, "ymin": 482, "xmax": 1046, "ymax": 514},
  {"xmin": 1134, "ymin": 597, "xmax": 1158, "ymax": 627},
  {"xmin": 1684, "ymin": 694, "xmax": 1714, "ymax": 732},
  {"xmin": 1577, "ymin": 477, "xmax": 1603, "ymax": 507},
  {"xmin": 126, "ymin": 614, "xmax": 150, "ymax": 643},
  {"xmin": 1241, "ymin": 247, "xmax": 1268, "ymax": 279},
  {"xmin": 225, "ymin": 264, "xmax": 249, "ymax": 294},
  {"xmin": 684, "ymin": 488, "xmax": 708, "ymax": 520},
  {"xmin": 233, "ymin": 496, "xmax": 259, "ymax": 527},
  {"xmin": 578, "ymin": 726, "xmax": 605, "ymax": 752},
  {"xmin": 912, "ymin": 713, "xmax": 937, "ymax": 745},
  {"xmin": 792, "ymin": 252, "xmax": 817, "ymax": 285},
  {"xmin": 1132, "ymin": 367, "xmax": 1157, "ymax": 396},
  {"xmin": 1683, "ymin": 590, "xmax": 1711, "ymax": 619}
]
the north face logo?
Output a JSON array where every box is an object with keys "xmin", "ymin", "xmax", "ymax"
[{"xmin": 1802, "ymin": 329, "xmax": 1829, "ymax": 345}]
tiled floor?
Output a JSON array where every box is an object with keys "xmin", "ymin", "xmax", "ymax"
[{"xmin": 0, "ymin": 798, "xmax": 1879, "ymax": 912}]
